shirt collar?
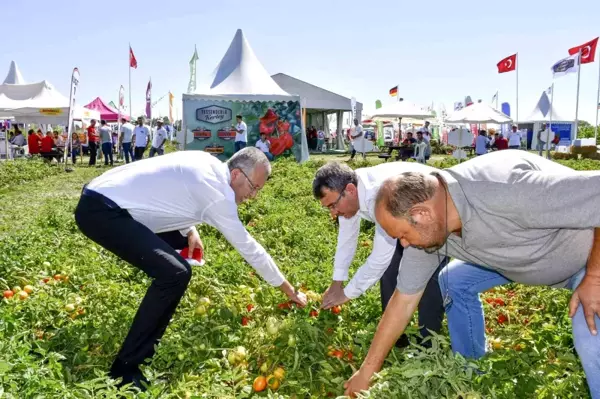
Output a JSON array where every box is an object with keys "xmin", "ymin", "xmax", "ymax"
[{"xmin": 432, "ymin": 169, "xmax": 471, "ymax": 245}]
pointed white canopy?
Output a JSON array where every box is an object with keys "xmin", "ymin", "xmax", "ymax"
[
  {"xmin": 185, "ymin": 29, "xmax": 296, "ymax": 102},
  {"xmin": 3, "ymin": 61, "xmax": 26, "ymax": 85},
  {"xmin": 446, "ymin": 102, "xmax": 512, "ymax": 124},
  {"xmin": 524, "ymin": 91, "xmax": 572, "ymax": 122},
  {"xmin": 370, "ymin": 100, "xmax": 434, "ymax": 120}
]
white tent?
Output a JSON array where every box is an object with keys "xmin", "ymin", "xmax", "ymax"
[
  {"xmin": 0, "ymin": 80, "xmax": 99, "ymax": 124},
  {"xmin": 525, "ymin": 91, "xmax": 575, "ymax": 150},
  {"xmin": 446, "ymin": 102, "xmax": 512, "ymax": 124},
  {"xmin": 370, "ymin": 100, "xmax": 434, "ymax": 120},
  {"xmin": 3, "ymin": 61, "xmax": 25, "ymax": 85},
  {"xmin": 186, "ymin": 29, "xmax": 296, "ymax": 102},
  {"xmin": 182, "ymin": 29, "xmax": 308, "ymax": 162}
]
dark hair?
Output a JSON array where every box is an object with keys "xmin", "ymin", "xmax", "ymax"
[
  {"xmin": 28, "ymin": 129, "xmax": 34, "ymax": 135},
  {"xmin": 236, "ymin": 115, "xmax": 243, "ymax": 119},
  {"xmin": 121, "ymin": 118, "xmax": 127, "ymax": 122},
  {"xmin": 312, "ymin": 162, "xmax": 357, "ymax": 199},
  {"xmin": 100, "ymin": 120, "xmax": 107, "ymax": 125}
]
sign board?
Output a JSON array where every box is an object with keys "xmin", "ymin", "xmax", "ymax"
[
  {"xmin": 39, "ymin": 108, "xmax": 63, "ymax": 116},
  {"xmin": 196, "ymin": 105, "xmax": 232, "ymax": 124}
]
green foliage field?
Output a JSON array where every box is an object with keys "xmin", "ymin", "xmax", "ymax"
[{"xmin": 0, "ymin": 155, "xmax": 593, "ymax": 398}]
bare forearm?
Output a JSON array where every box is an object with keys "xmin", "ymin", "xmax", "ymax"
[
  {"xmin": 587, "ymin": 228, "xmax": 600, "ymax": 278},
  {"xmin": 360, "ymin": 290, "xmax": 422, "ymax": 374}
]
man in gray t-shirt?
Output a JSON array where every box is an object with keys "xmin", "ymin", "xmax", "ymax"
[
  {"xmin": 99, "ymin": 120, "xmax": 113, "ymax": 166},
  {"xmin": 344, "ymin": 150, "xmax": 600, "ymax": 398}
]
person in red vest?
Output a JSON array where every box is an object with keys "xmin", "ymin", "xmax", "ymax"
[
  {"xmin": 87, "ymin": 119, "xmax": 99, "ymax": 166},
  {"xmin": 27, "ymin": 129, "xmax": 41, "ymax": 155},
  {"xmin": 40, "ymin": 131, "xmax": 60, "ymax": 162},
  {"xmin": 492, "ymin": 133, "xmax": 508, "ymax": 150}
]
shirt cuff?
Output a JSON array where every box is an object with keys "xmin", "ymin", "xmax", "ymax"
[
  {"xmin": 179, "ymin": 225, "xmax": 197, "ymax": 237},
  {"xmin": 343, "ymin": 280, "xmax": 362, "ymax": 300},
  {"xmin": 332, "ymin": 268, "xmax": 349, "ymax": 282}
]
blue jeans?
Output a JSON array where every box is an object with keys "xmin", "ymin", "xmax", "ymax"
[
  {"xmin": 439, "ymin": 260, "xmax": 600, "ymax": 398},
  {"xmin": 234, "ymin": 141, "xmax": 246, "ymax": 153},
  {"xmin": 101, "ymin": 142, "xmax": 113, "ymax": 165},
  {"xmin": 122, "ymin": 142, "xmax": 133, "ymax": 163},
  {"xmin": 71, "ymin": 149, "xmax": 80, "ymax": 164},
  {"xmin": 263, "ymin": 151, "xmax": 274, "ymax": 161}
]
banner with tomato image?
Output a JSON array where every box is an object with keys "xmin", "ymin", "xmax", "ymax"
[{"xmin": 183, "ymin": 99, "xmax": 305, "ymax": 161}]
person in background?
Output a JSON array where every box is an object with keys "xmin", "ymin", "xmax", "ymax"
[
  {"xmin": 99, "ymin": 120, "xmax": 113, "ymax": 166},
  {"xmin": 537, "ymin": 123, "xmax": 548, "ymax": 157},
  {"xmin": 71, "ymin": 132, "xmax": 81, "ymax": 164},
  {"xmin": 234, "ymin": 115, "xmax": 248, "ymax": 153},
  {"xmin": 317, "ymin": 127, "xmax": 325, "ymax": 152},
  {"xmin": 507, "ymin": 125, "xmax": 522, "ymax": 149},
  {"xmin": 132, "ymin": 117, "xmax": 150, "ymax": 161},
  {"xmin": 112, "ymin": 131, "xmax": 119, "ymax": 155},
  {"xmin": 41, "ymin": 131, "xmax": 60, "ymax": 162},
  {"xmin": 27, "ymin": 129, "xmax": 41, "ymax": 156},
  {"xmin": 80, "ymin": 129, "xmax": 89, "ymax": 156},
  {"xmin": 10, "ymin": 128, "xmax": 26, "ymax": 157},
  {"xmin": 149, "ymin": 120, "xmax": 167, "ymax": 158},
  {"xmin": 87, "ymin": 119, "xmax": 99, "ymax": 166},
  {"xmin": 492, "ymin": 133, "xmax": 508, "ymax": 151},
  {"xmin": 414, "ymin": 131, "xmax": 430, "ymax": 162},
  {"xmin": 475, "ymin": 129, "xmax": 490, "ymax": 156},
  {"xmin": 349, "ymin": 119, "xmax": 365, "ymax": 161},
  {"xmin": 74, "ymin": 148, "xmax": 307, "ymax": 391},
  {"xmin": 402, "ymin": 132, "xmax": 416, "ymax": 146},
  {"xmin": 313, "ymin": 162, "xmax": 447, "ymax": 349},
  {"xmin": 419, "ymin": 121, "xmax": 432, "ymax": 160},
  {"xmin": 120, "ymin": 117, "xmax": 134, "ymax": 163},
  {"xmin": 53, "ymin": 131, "xmax": 65, "ymax": 159},
  {"xmin": 255, "ymin": 132, "xmax": 273, "ymax": 161}
]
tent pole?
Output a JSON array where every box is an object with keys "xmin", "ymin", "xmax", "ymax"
[
  {"xmin": 546, "ymin": 82, "xmax": 554, "ymax": 159},
  {"xmin": 574, "ymin": 49, "xmax": 582, "ymax": 141}
]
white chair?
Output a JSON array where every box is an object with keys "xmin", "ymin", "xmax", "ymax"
[{"xmin": 413, "ymin": 142, "xmax": 428, "ymax": 163}]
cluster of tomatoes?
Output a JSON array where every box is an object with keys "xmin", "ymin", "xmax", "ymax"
[
  {"xmin": 3, "ymin": 284, "xmax": 34, "ymax": 301},
  {"xmin": 252, "ymin": 366, "xmax": 285, "ymax": 392}
]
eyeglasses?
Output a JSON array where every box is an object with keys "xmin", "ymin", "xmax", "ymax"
[
  {"xmin": 324, "ymin": 188, "xmax": 346, "ymax": 211},
  {"xmin": 238, "ymin": 168, "xmax": 259, "ymax": 194}
]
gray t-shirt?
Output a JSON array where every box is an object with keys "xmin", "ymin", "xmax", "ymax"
[
  {"xmin": 99, "ymin": 126, "xmax": 112, "ymax": 144},
  {"xmin": 397, "ymin": 150, "xmax": 598, "ymax": 295}
]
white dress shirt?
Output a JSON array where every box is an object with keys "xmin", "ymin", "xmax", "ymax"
[
  {"xmin": 152, "ymin": 127, "xmax": 167, "ymax": 148},
  {"xmin": 333, "ymin": 161, "xmax": 439, "ymax": 299},
  {"xmin": 121, "ymin": 122, "xmax": 134, "ymax": 143},
  {"xmin": 508, "ymin": 130, "xmax": 522, "ymax": 147},
  {"xmin": 133, "ymin": 125, "xmax": 150, "ymax": 148},
  {"xmin": 255, "ymin": 139, "xmax": 270, "ymax": 153},
  {"xmin": 236, "ymin": 122, "xmax": 248, "ymax": 142},
  {"xmin": 86, "ymin": 151, "xmax": 285, "ymax": 287},
  {"xmin": 351, "ymin": 125, "xmax": 365, "ymax": 153}
]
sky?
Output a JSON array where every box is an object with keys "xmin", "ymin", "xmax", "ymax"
[{"xmin": 3, "ymin": 0, "xmax": 600, "ymax": 124}]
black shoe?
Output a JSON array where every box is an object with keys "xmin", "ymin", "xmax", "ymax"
[
  {"xmin": 109, "ymin": 359, "xmax": 149, "ymax": 392},
  {"xmin": 394, "ymin": 334, "xmax": 411, "ymax": 349}
]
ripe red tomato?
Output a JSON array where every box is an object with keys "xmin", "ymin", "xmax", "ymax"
[
  {"xmin": 495, "ymin": 298, "xmax": 505, "ymax": 306},
  {"xmin": 309, "ymin": 310, "xmax": 319, "ymax": 318},
  {"xmin": 277, "ymin": 302, "xmax": 292, "ymax": 311},
  {"xmin": 345, "ymin": 351, "xmax": 353, "ymax": 361},
  {"xmin": 253, "ymin": 376, "xmax": 267, "ymax": 392},
  {"xmin": 3, "ymin": 290, "xmax": 14, "ymax": 299},
  {"xmin": 497, "ymin": 314, "xmax": 508, "ymax": 324},
  {"xmin": 331, "ymin": 350, "xmax": 343, "ymax": 359},
  {"xmin": 246, "ymin": 304, "xmax": 255, "ymax": 312},
  {"xmin": 523, "ymin": 318, "xmax": 530, "ymax": 325},
  {"xmin": 42, "ymin": 278, "xmax": 50, "ymax": 284},
  {"xmin": 53, "ymin": 274, "xmax": 62, "ymax": 281},
  {"xmin": 241, "ymin": 316, "xmax": 250, "ymax": 326},
  {"xmin": 485, "ymin": 298, "xmax": 494, "ymax": 304},
  {"xmin": 331, "ymin": 305, "xmax": 341, "ymax": 315}
]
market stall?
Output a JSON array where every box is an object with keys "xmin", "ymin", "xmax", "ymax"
[
  {"xmin": 84, "ymin": 97, "xmax": 128, "ymax": 123},
  {"xmin": 182, "ymin": 29, "xmax": 309, "ymax": 162}
]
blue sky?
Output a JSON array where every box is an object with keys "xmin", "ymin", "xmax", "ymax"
[{"xmin": 3, "ymin": 0, "xmax": 600, "ymax": 124}]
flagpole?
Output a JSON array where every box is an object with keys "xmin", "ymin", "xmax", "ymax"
[
  {"xmin": 595, "ymin": 46, "xmax": 600, "ymax": 141},
  {"xmin": 128, "ymin": 43, "xmax": 132, "ymax": 120},
  {"xmin": 496, "ymin": 91, "xmax": 499, "ymax": 110},
  {"xmin": 574, "ymin": 49, "xmax": 582, "ymax": 140},
  {"xmin": 516, "ymin": 53, "xmax": 519, "ymax": 124},
  {"xmin": 546, "ymin": 82, "xmax": 554, "ymax": 159}
]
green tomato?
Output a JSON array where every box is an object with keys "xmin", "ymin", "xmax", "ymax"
[
  {"xmin": 288, "ymin": 335, "xmax": 296, "ymax": 347},
  {"xmin": 178, "ymin": 353, "xmax": 185, "ymax": 361},
  {"xmin": 199, "ymin": 297, "xmax": 211, "ymax": 306},
  {"xmin": 65, "ymin": 304, "xmax": 75, "ymax": 313},
  {"xmin": 260, "ymin": 362, "xmax": 269, "ymax": 373},
  {"xmin": 195, "ymin": 305, "xmax": 207, "ymax": 316},
  {"xmin": 227, "ymin": 352, "xmax": 238, "ymax": 365}
]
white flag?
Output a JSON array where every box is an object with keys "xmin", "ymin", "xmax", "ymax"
[
  {"xmin": 551, "ymin": 54, "xmax": 580, "ymax": 78},
  {"xmin": 546, "ymin": 86, "xmax": 553, "ymax": 95},
  {"xmin": 64, "ymin": 67, "xmax": 80, "ymax": 167}
]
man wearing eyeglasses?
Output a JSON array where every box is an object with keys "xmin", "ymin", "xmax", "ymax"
[
  {"xmin": 74, "ymin": 147, "xmax": 307, "ymax": 391},
  {"xmin": 312, "ymin": 161, "xmax": 447, "ymax": 348}
]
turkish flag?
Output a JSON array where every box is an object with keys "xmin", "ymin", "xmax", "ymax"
[
  {"xmin": 497, "ymin": 54, "xmax": 517, "ymax": 73},
  {"xmin": 129, "ymin": 46, "xmax": 138, "ymax": 69},
  {"xmin": 569, "ymin": 37, "xmax": 599, "ymax": 64}
]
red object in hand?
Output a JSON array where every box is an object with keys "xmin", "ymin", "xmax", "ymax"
[
  {"xmin": 180, "ymin": 247, "xmax": 203, "ymax": 261},
  {"xmin": 331, "ymin": 305, "xmax": 341, "ymax": 315},
  {"xmin": 277, "ymin": 302, "xmax": 293, "ymax": 310}
]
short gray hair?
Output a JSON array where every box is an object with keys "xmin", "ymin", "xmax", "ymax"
[
  {"xmin": 312, "ymin": 162, "xmax": 357, "ymax": 199},
  {"xmin": 227, "ymin": 147, "xmax": 272, "ymax": 176},
  {"xmin": 375, "ymin": 172, "xmax": 437, "ymax": 219}
]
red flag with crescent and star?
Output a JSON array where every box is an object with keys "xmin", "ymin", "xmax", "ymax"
[
  {"xmin": 568, "ymin": 37, "xmax": 598, "ymax": 64},
  {"xmin": 497, "ymin": 54, "xmax": 517, "ymax": 73}
]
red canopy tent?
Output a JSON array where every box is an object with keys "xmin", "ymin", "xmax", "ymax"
[{"xmin": 84, "ymin": 97, "xmax": 129, "ymax": 122}]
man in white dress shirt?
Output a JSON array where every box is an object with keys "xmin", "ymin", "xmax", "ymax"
[
  {"xmin": 132, "ymin": 117, "xmax": 150, "ymax": 160},
  {"xmin": 74, "ymin": 147, "xmax": 307, "ymax": 390},
  {"xmin": 313, "ymin": 162, "xmax": 447, "ymax": 347},
  {"xmin": 255, "ymin": 132, "xmax": 273, "ymax": 161},
  {"xmin": 149, "ymin": 120, "xmax": 167, "ymax": 158},
  {"xmin": 234, "ymin": 115, "xmax": 248, "ymax": 153},
  {"xmin": 507, "ymin": 125, "xmax": 522, "ymax": 149}
]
